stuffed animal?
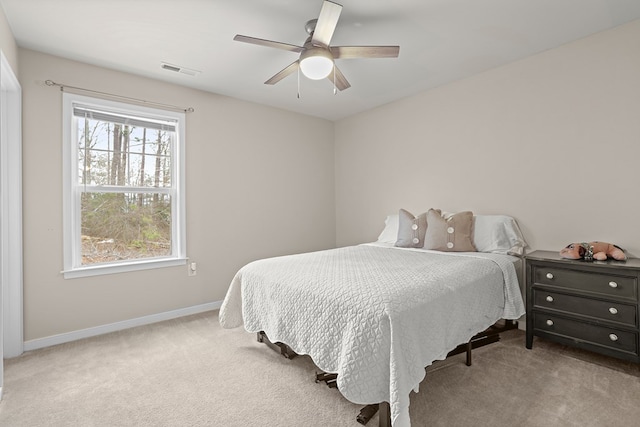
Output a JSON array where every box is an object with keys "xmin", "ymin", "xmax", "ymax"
[{"xmin": 560, "ymin": 242, "xmax": 626, "ymax": 261}]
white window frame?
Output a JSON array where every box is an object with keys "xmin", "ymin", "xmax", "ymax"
[{"xmin": 62, "ymin": 93, "xmax": 186, "ymax": 279}]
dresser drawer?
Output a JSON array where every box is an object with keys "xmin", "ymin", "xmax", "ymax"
[
  {"xmin": 533, "ymin": 314, "xmax": 638, "ymax": 356},
  {"xmin": 533, "ymin": 265, "xmax": 637, "ymax": 299},
  {"xmin": 532, "ymin": 289, "xmax": 638, "ymax": 327}
]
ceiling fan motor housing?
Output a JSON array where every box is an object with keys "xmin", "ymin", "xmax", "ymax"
[{"xmin": 305, "ymin": 19, "xmax": 318, "ymax": 35}]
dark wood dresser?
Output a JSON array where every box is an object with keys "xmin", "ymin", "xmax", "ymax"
[{"xmin": 525, "ymin": 250, "xmax": 640, "ymax": 363}]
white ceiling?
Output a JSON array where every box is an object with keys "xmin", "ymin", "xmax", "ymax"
[{"xmin": 2, "ymin": 0, "xmax": 640, "ymax": 121}]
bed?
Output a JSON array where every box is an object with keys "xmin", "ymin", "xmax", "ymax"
[{"xmin": 219, "ymin": 211, "xmax": 527, "ymax": 427}]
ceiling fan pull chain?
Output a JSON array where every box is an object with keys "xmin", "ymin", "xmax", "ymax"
[{"xmin": 333, "ymin": 67, "xmax": 337, "ymax": 95}]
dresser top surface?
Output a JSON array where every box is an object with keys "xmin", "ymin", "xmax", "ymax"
[{"xmin": 526, "ymin": 250, "xmax": 640, "ymax": 270}]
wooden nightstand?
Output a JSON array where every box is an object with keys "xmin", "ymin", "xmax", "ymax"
[{"xmin": 525, "ymin": 250, "xmax": 640, "ymax": 363}]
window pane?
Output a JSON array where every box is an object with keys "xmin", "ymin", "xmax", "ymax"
[
  {"xmin": 81, "ymin": 192, "xmax": 172, "ymax": 265},
  {"xmin": 77, "ymin": 117, "xmax": 173, "ymax": 188}
]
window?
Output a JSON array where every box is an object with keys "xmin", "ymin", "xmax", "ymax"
[{"xmin": 63, "ymin": 93, "xmax": 186, "ymax": 278}]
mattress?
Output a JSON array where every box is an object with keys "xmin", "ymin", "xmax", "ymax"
[{"xmin": 219, "ymin": 243, "xmax": 525, "ymax": 427}]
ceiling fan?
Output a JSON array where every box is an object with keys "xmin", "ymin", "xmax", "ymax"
[{"xmin": 233, "ymin": 0, "xmax": 400, "ymax": 91}]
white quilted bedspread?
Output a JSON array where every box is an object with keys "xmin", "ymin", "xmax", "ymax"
[{"xmin": 219, "ymin": 244, "xmax": 525, "ymax": 427}]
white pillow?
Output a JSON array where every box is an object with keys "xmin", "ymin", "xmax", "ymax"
[
  {"xmin": 471, "ymin": 215, "xmax": 528, "ymax": 255},
  {"xmin": 376, "ymin": 214, "xmax": 399, "ymax": 244}
]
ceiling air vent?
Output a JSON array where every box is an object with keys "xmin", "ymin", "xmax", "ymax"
[{"xmin": 160, "ymin": 62, "xmax": 201, "ymax": 76}]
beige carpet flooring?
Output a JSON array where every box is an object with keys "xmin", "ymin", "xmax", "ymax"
[{"xmin": 1, "ymin": 311, "xmax": 639, "ymax": 427}]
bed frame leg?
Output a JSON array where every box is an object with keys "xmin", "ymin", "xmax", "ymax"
[
  {"xmin": 315, "ymin": 371, "xmax": 338, "ymax": 388},
  {"xmin": 256, "ymin": 331, "xmax": 298, "ymax": 359},
  {"xmin": 447, "ymin": 320, "xmax": 518, "ymax": 367},
  {"xmin": 356, "ymin": 404, "xmax": 379, "ymax": 425},
  {"xmin": 379, "ymin": 402, "xmax": 391, "ymax": 427}
]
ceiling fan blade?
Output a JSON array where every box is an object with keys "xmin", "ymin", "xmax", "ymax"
[
  {"xmin": 330, "ymin": 46, "xmax": 400, "ymax": 59},
  {"xmin": 265, "ymin": 61, "xmax": 300, "ymax": 85},
  {"xmin": 311, "ymin": 1, "xmax": 343, "ymax": 48},
  {"xmin": 327, "ymin": 65, "xmax": 350, "ymax": 91},
  {"xmin": 234, "ymin": 35, "xmax": 304, "ymax": 53}
]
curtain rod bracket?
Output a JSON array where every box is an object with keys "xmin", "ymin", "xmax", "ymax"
[{"xmin": 45, "ymin": 79, "xmax": 194, "ymax": 113}]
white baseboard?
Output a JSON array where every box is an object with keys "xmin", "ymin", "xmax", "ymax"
[{"xmin": 22, "ymin": 301, "xmax": 222, "ymax": 353}]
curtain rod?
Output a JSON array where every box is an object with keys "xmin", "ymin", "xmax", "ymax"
[{"xmin": 45, "ymin": 80, "xmax": 195, "ymax": 113}]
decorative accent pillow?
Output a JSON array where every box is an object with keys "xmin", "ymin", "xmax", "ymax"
[
  {"xmin": 423, "ymin": 209, "xmax": 476, "ymax": 252},
  {"xmin": 395, "ymin": 209, "xmax": 428, "ymax": 248}
]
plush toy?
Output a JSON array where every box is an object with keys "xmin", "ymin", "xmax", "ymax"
[{"xmin": 560, "ymin": 242, "xmax": 626, "ymax": 261}]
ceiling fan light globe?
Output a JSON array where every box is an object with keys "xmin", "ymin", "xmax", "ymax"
[
  {"xmin": 300, "ymin": 48, "xmax": 334, "ymax": 80},
  {"xmin": 300, "ymin": 56, "xmax": 333, "ymax": 80}
]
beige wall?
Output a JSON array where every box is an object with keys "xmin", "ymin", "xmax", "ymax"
[
  {"xmin": 335, "ymin": 20, "xmax": 640, "ymax": 256},
  {"xmin": 0, "ymin": 3, "xmax": 17, "ymax": 71},
  {"xmin": 19, "ymin": 49, "xmax": 335, "ymax": 341}
]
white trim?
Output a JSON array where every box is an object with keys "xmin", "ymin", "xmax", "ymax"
[
  {"xmin": 61, "ymin": 257, "xmax": 187, "ymax": 279},
  {"xmin": 23, "ymin": 301, "xmax": 222, "ymax": 352},
  {"xmin": 1, "ymin": 50, "xmax": 23, "ymax": 361}
]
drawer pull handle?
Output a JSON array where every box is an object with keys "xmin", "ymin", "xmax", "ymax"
[
  {"xmin": 546, "ymin": 319, "xmax": 554, "ymax": 326},
  {"xmin": 609, "ymin": 307, "xmax": 618, "ymax": 315},
  {"xmin": 609, "ymin": 281, "xmax": 618, "ymax": 288},
  {"xmin": 546, "ymin": 295, "xmax": 554, "ymax": 303},
  {"xmin": 609, "ymin": 333, "xmax": 619, "ymax": 342},
  {"xmin": 546, "ymin": 273, "xmax": 554, "ymax": 280}
]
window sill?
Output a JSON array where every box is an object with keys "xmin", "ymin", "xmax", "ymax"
[{"xmin": 62, "ymin": 257, "xmax": 187, "ymax": 279}]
